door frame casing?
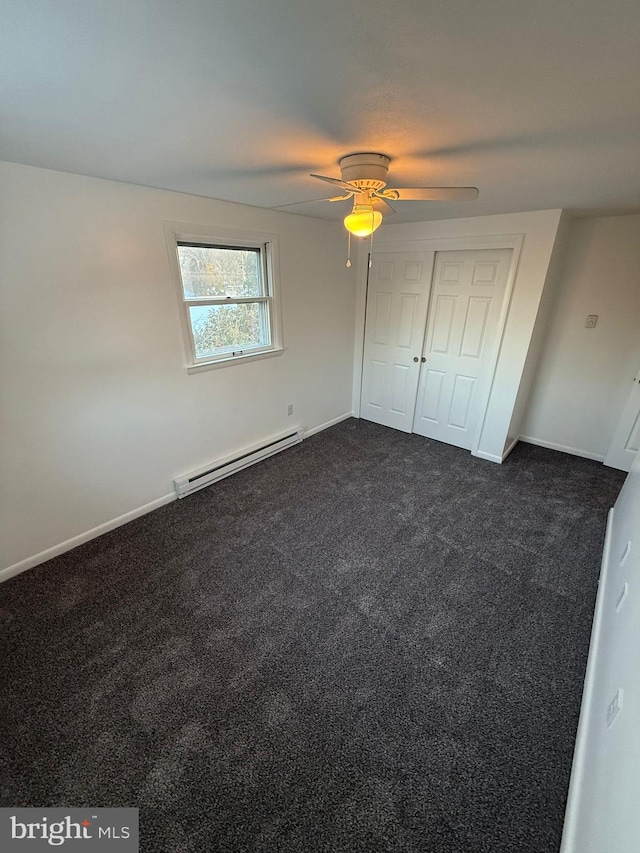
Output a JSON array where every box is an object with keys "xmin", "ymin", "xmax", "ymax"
[{"xmin": 352, "ymin": 233, "xmax": 524, "ymax": 459}]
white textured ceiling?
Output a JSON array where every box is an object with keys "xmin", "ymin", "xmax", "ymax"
[{"xmin": 2, "ymin": 0, "xmax": 640, "ymax": 223}]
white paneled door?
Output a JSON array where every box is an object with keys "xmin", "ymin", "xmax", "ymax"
[
  {"xmin": 360, "ymin": 253, "xmax": 433, "ymax": 432},
  {"xmin": 361, "ymin": 248, "xmax": 512, "ymax": 450},
  {"xmin": 412, "ymin": 249, "xmax": 511, "ymax": 449},
  {"xmin": 604, "ymin": 368, "xmax": 640, "ymax": 471}
]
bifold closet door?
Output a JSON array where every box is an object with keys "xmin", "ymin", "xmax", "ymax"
[
  {"xmin": 412, "ymin": 248, "xmax": 512, "ymax": 449},
  {"xmin": 360, "ymin": 253, "xmax": 433, "ymax": 432}
]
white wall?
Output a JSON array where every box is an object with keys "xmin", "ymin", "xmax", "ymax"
[
  {"xmin": 352, "ymin": 209, "xmax": 563, "ymax": 462},
  {"xmin": 521, "ymin": 214, "xmax": 640, "ymax": 460},
  {"xmin": 561, "ymin": 449, "xmax": 640, "ymax": 852},
  {"xmin": 506, "ymin": 212, "xmax": 573, "ymax": 449},
  {"xmin": 0, "ymin": 161, "xmax": 355, "ymax": 576}
]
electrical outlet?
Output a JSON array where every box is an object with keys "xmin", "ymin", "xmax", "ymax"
[
  {"xmin": 287, "ymin": 403, "xmax": 294, "ymax": 416},
  {"xmin": 606, "ymin": 688, "xmax": 623, "ymax": 728},
  {"xmin": 585, "ymin": 314, "xmax": 598, "ymax": 328}
]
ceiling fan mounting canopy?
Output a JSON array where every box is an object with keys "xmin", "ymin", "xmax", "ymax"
[{"xmin": 338, "ymin": 153, "xmax": 391, "ymax": 191}]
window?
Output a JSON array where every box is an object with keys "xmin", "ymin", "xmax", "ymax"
[{"xmin": 166, "ymin": 224, "xmax": 283, "ymax": 372}]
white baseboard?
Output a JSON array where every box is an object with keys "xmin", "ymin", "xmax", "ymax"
[
  {"xmin": 304, "ymin": 411, "xmax": 354, "ymax": 438},
  {"xmin": 473, "ymin": 450, "xmax": 502, "ymax": 464},
  {"xmin": 0, "ymin": 493, "xmax": 176, "ymax": 584},
  {"xmin": 559, "ymin": 507, "xmax": 614, "ymax": 853},
  {"xmin": 502, "ymin": 435, "xmax": 520, "ymax": 461},
  {"xmin": 473, "ymin": 436, "xmax": 520, "ymax": 464},
  {"xmin": 519, "ymin": 434, "xmax": 605, "ymax": 462},
  {"xmin": 0, "ymin": 413, "xmax": 355, "ymax": 585}
]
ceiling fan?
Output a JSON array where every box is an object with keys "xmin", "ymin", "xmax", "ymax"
[{"xmin": 277, "ymin": 153, "xmax": 479, "ymax": 239}]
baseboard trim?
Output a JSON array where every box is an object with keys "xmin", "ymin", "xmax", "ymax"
[
  {"xmin": 559, "ymin": 506, "xmax": 614, "ymax": 853},
  {"xmin": 473, "ymin": 436, "xmax": 520, "ymax": 464},
  {"xmin": 519, "ymin": 435, "xmax": 605, "ymax": 462},
  {"xmin": 1, "ymin": 413, "xmax": 356, "ymax": 585},
  {"xmin": 304, "ymin": 411, "xmax": 354, "ymax": 438},
  {"xmin": 473, "ymin": 450, "xmax": 502, "ymax": 464},
  {"xmin": 0, "ymin": 493, "xmax": 176, "ymax": 584},
  {"xmin": 502, "ymin": 435, "xmax": 520, "ymax": 461}
]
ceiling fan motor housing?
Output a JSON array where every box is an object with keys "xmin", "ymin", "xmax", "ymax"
[{"xmin": 340, "ymin": 153, "xmax": 390, "ymax": 191}]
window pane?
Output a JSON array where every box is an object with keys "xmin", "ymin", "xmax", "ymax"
[
  {"xmin": 177, "ymin": 244, "xmax": 262, "ymax": 298},
  {"xmin": 189, "ymin": 302, "xmax": 270, "ymax": 358}
]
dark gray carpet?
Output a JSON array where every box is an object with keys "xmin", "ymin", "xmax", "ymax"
[{"xmin": 0, "ymin": 419, "xmax": 626, "ymax": 852}]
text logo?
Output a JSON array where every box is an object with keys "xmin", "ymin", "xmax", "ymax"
[{"xmin": 1, "ymin": 809, "xmax": 138, "ymax": 851}]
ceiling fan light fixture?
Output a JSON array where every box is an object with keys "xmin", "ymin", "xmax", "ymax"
[{"xmin": 343, "ymin": 204, "xmax": 383, "ymax": 237}]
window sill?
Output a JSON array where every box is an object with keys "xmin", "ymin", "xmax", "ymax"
[{"xmin": 185, "ymin": 347, "xmax": 285, "ymax": 374}]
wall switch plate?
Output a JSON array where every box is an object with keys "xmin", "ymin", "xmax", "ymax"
[
  {"xmin": 585, "ymin": 314, "xmax": 598, "ymax": 328},
  {"xmin": 606, "ymin": 688, "xmax": 623, "ymax": 728},
  {"xmin": 287, "ymin": 403, "xmax": 294, "ymax": 416}
]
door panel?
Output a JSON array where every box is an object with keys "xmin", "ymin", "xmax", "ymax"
[
  {"xmin": 604, "ymin": 371, "xmax": 640, "ymax": 471},
  {"xmin": 373, "ymin": 292, "xmax": 392, "ymax": 344},
  {"xmin": 431, "ymin": 295, "xmax": 458, "ymax": 353},
  {"xmin": 441, "ymin": 262, "xmax": 463, "ymax": 283},
  {"xmin": 473, "ymin": 260, "xmax": 500, "ymax": 284},
  {"xmin": 360, "ymin": 252, "xmax": 433, "ymax": 432},
  {"xmin": 397, "ymin": 293, "xmax": 419, "ymax": 347},
  {"xmin": 449, "ymin": 374, "xmax": 476, "ymax": 429},
  {"xmin": 460, "ymin": 297, "xmax": 491, "ymax": 358},
  {"xmin": 390, "ymin": 365, "xmax": 411, "ymax": 414},
  {"xmin": 368, "ymin": 360, "xmax": 386, "ymax": 409},
  {"xmin": 419, "ymin": 369, "xmax": 445, "ymax": 422},
  {"xmin": 412, "ymin": 248, "xmax": 512, "ymax": 449}
]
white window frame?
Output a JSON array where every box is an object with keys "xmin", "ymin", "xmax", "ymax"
[{"xmin": 164, "ymin": 221, "xmax": 284, "ymax": 373}]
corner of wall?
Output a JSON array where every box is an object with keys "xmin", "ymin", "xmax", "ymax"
[
  {"xmin": 503, "ymin": 211, "xmax": 571, "ymax": 451},
  {"xmin": 473, "ymin": 211, "xmax": 564, "ymax": 461}
]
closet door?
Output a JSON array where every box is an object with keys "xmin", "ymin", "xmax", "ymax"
[
  {"xmin": 412, "ymin": 248, "xmax": 512, "ymax": 449},
  {"xmin": 360, "ymin": 253, "xmax": 433, "ymax": 432},
  {"xmin": 604, "ymin": 367, "xmax": 640, "ymax": 472}
]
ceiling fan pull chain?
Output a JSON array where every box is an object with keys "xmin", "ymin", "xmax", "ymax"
[
  {"xmin": 369, "ymin": 219, "xmax": 374, "ymax": 266},
  {"xmin": 346, "ymin": 231, "xmax": 352, "ymax": 267}
]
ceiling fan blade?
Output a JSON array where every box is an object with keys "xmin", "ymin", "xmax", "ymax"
[
  {"xmin": 272, "ymin": 195, "xmax": 349, "ymax": 209},
  {"xmin": 384, "ymin": 187, "xmax": 480, "ymax": 202},
  {"xmin": 310, "ymin": 173, "xmax": 358, "ymax": 194},
  {"xmin": 372, "ymin": 196, "xmax": 396, "ymax": 215}
]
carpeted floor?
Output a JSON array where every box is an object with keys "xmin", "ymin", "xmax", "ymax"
[{"xmin": 0, "ymin": 419, "xmax": 626, "ymax": 852}]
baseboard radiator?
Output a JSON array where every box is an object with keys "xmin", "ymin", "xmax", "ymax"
[{"xmin": 174, "ymin": 426, "xmax": 304, "ymax": 498}]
